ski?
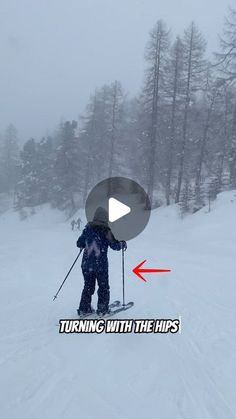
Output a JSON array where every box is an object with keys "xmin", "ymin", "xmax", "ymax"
[
  {"xmin": 57, "ymin": 301, "xmax": 133, "ymax": 325},
  {"xmin": 102, "ymin": 301, "xmax": 134, "ymax": 317},
  {"xmin": 77, "ymin": 300, "xmax": 121, "ymax": 318},
  {"xmin": 57, "ymin": 301, "xmax": 134, "ymax": 326},
  {"xmin": 106, "ymin": 300, "xmax": 121, "ymax": 309}
]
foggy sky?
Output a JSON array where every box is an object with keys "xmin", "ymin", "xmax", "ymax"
[{"xmin": 0, "ymin": 0, "xmax": 231, "ymax": 142}]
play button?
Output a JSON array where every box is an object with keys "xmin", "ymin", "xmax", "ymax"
[
  {"xmin": 108, "ymin": 198, "xmax": 131, "ymax": 222},
  {"xmin": 85, "ymin": 177, "xmax": 151, "ymax": 241}
]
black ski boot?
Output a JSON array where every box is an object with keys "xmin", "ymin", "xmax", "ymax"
[{"xmin": 77, "ymin": 307, "xmax": 95, "ymax": 317}]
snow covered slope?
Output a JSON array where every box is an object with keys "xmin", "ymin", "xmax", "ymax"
[{"xmin": 0, "ymin": 192, "xmax": 236, "ymax": 419}]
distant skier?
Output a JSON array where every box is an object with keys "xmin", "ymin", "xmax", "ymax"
[
  {"xmin": 76, "ymin": 207, "xmax": 127, "ymax": 315},
  {"xmin": 76, "ymin": 217, "xmax": 82, "ymax": 231},
  {"xmin": 71, "ymin": 220, "xmax": 76, "ymax": 231}
]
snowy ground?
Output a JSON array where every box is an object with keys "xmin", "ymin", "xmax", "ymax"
[{"xmin": 0, "ymin": 191, "xmax": 236, "ymax": 419}]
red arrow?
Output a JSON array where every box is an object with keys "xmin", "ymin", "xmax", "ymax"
[{"xmin": 132, "ymin": 260, "xmax": 171, "ymax": 282}]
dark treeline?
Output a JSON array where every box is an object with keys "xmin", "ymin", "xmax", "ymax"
[{"xmin": 1, "ymin": 9, "xmax": 236, "ymax": 217}]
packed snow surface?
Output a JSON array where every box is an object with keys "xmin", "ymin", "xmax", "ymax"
[{"xmin": 0, "ymin": 191, "xmax": 236, "ymax": 419}]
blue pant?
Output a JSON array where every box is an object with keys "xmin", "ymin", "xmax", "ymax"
[{"xmin": 79, "ymin": 270, "xmax": 110, "ymax": 313}]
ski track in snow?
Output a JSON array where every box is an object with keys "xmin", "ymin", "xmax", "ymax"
[{"xmin": 0, "ymin": 192, "xmax": 236, "ymax": 419}]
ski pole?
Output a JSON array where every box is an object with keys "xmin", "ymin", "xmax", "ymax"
[
  {"xmin": 122, "ymin": 247, "xmax": 125, "ymax": 306},
  {"xmin": 53, "ymin": 249, "xmax": 82, "ymax": 301}
]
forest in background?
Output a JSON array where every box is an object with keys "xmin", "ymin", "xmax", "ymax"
[{"xmin": 1, "ymin": 7, "xmax": 236, "ymax": 218}]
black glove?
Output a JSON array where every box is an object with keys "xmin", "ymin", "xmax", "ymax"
[{"xmin": 120, "ymin": 240, "xmax": 127, "ymax": 250}]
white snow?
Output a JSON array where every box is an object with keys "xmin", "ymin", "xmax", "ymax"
[{"xmin": 0, "ymin": 192, "xmax": 236, "ymax": 419}]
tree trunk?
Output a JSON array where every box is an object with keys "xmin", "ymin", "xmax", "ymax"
[{"xmin": 176, "ymin": 26, "xmax": 194, "ymax": 203}]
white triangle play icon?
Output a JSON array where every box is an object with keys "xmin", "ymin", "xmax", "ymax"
[{"xmin": 108, "ymin": 198, "xmax": 131, "ymax": 222}]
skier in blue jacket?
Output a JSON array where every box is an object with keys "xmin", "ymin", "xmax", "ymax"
[{"xmin": 77, "ymin": 207, "xmax": 127, "ymax": 315}]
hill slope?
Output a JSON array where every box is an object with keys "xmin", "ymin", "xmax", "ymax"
[{"xmin": 0, "ymin": 191, "xmax": 236, "ymax": 419}]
